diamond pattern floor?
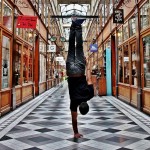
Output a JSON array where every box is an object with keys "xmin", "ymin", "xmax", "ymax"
[{"xmin": 0, "ymin": 82, "xmax": 150, "ymax": 150}]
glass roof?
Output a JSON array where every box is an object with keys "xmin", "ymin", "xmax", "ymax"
[
  {"xmin": 59, "ymin": 4, "xmax": 89, "ymax": 24},
  {"xmin": 59, "ymin": 4, "xmax": 90, "ymax": 41}
]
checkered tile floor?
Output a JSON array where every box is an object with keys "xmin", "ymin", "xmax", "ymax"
[{"xmin": 0, "ymin": 82, "xmax": 150, "ymax": 150}]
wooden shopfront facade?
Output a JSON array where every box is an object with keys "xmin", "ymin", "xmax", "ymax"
[
  {"xmin": 0, "ymin": 0, "xmax": 64, "ymax": 116},
  {"xmin": 116, "ymin": 0, "xmax": 150, "ymax": 114},
  {"xmin": 85, "ymin": 0, "xmax": 150, "ymax": 115}
]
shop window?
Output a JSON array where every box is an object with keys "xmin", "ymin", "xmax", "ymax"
[
  {"xmin": 131, "ymin": 43, "xmax": 137, "ymax": 86},
  {"xmin": 129, "ymin": 16, "xmax": 136, "ymax": 37},
  {"xmin": 39, "ymin": 40, "xmax": 46, "ymax": 82},
  {"xmin": 29, "ymin": 50, "xmax": 33, "ymax": 82},
  {"xmin": 2, "ymin": 35, "xmax": 10, "ymax": 89},
  {"xmin": 118, "ymin": 28, "xmax": 122, "ymax": 45},
  {"xmin": 16, "ymin": 28, "xmax": 23, "ymax": 37},
  {"xmin": 123, "ymin": 23, "xmax": 129, "ymax": 41},
  {"xmin": 47, "ymin": 54, "xmax": 51, "ymax": 79},
  {"xmin": 24, "ymin": 29, "xmax": 29, "ymax": 41},
  {"xmin": 28, "ymin": 30, "xmax": 34, "ymax": 44},
  {"xmin": 3, "ymin": 2, "xmax": 12, "ymax": 31},
  {"xmin": 118, "ymin": 47, "xmax": 123, "ymax": 83},
  {"xmin": 14, "ymin": 43, "xmax": 21, "ymax": 85},
  {"xmin": 140, "ymin": 1, "xmax": 150, "ymax": 30},
  {"xmin": 123, "ymin": 44, "xmax": 129, "ymax": 84},
  {"xmin": 143, "ymin": 35, "xmax": 150, "ymax": 88},
  {"xmin": 23, "ymin": 46, "xmax": 28, "ymax": 83}
]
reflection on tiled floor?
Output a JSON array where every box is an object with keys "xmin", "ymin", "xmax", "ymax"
[{"xmin": 0, "ymin": 82, "xmax": 150, "ymax": 150}]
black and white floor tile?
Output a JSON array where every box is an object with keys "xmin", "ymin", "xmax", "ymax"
[{"xmin": 0, "ymin": 82, "xmax": 150, "ymax": 150}]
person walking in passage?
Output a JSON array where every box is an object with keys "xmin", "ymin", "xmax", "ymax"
[{"xmin": 66, "ymin": 17, "xmax": 94, "ymax": 138}]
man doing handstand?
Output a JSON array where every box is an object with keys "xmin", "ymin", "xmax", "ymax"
[{"xmin": 66, "ymin": 18, "xmax": 94, "ymax": 138}]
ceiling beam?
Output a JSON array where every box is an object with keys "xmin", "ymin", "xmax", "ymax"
[
  {"xmin": 51, "ymin": 15, "xmax": 99, "ymax": 18},
  {"xmin": 58, "ymin": 0, "xmax": 91, "ymax": 4}
]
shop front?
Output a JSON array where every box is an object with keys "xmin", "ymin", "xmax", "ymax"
[
  {"xmin": 141, "ymin": 32, "xmax": 150, "ymax": 114},
  {"xmin": 0, "ymin": 1, "xmax": 13, "ymax": 115},
  {"xmin": 116, "ymin": 0, "xmax": 150, "ymax": 114}
]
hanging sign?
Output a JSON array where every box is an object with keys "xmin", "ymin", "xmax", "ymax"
[
  {"xmin": 56, "ymin": 57, "xmax": 64, "ymax": 61},
  {"xmin": 16, "ymin": 15, "xmax": 37, "ymax": 29},
  {"xmin": 113, "ymin": 9, "xmax": 124, "ymax": 24},
  {"xmin": 90, "ymin": 44, "xmax": 98, "ymax": 52},
  {"xmin": 47, "ymin": 45, "xmax": 56, "ymax": 52}
]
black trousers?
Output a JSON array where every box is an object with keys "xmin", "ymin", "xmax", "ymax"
[{"xmin": 66, "ymin": 28, "xmax": 85, "ymax": 76}]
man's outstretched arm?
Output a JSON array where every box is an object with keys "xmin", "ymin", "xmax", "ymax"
[{"xmin": 71, "ymin": 111, "xmax": 83, "ymax": 138}]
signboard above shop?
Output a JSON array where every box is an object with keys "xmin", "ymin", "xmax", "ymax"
[
  {"xmin": 56, "ymin": 57, "xmax": 64, "ymax": 62},
  {"xmin": 47, "ymin": 45, "xmax": 56, "ymax": 52},
  {"xmin": 113, "ymin": 9, "xmax": 124, "ymax": 24},
  {"xmin": 90, "ymin": 44, "xmax": 98, "ymax": 52},
  {"xmin": 16, "ymin": 15, "xmax": 37, "ymax": 29}
]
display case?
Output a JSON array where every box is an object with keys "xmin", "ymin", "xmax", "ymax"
[
  {"xmin": 23, "ymin": 46, "xmax": 28, "ymax": 83},
  {"xmin": 2, "ymin": 35, "xmax": 10, "ymax": 89},
  {"xmin": 123, "ymin": 44, "xmax": 129, "ymax": 84},
  {"xmin": 29, "ymin": 50, "xmax": 33, "ymax": 82},
  {"xmin": 14, "ymin": 43, "xmax": 21, "ymax": 85},
  {"xmin": 131, "ymin": 43, "xmax": 137, "ymax": 86},
  {"xmin": 143, "ymin": 35, "xmax": 150, "ymax": 88}
]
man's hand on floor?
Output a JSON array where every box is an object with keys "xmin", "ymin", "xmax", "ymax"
[{"xmin": 74, "ymin": 133, "xmax": 83, "ymax": 138}]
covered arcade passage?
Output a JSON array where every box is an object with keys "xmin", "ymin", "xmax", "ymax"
[{"xmin": 0, "ymin": 0, "xmax": 150, "ymax": 149}]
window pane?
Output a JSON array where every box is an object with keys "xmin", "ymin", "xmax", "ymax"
[
  {"xmin": 3, "ymin": 2, "xmax": 12, "ymax": 31},
  {"xmin": 29, "ymin": 50, "xmax": 33, "ymax": 82},
  {"xmin": 2, "ymin": 36, "xmax": 10, "ymax": 89},
  {"xmin": 124, "ymin": 44, "xmax": 129, "ymax": 84},
  {"xmin": 131, "ymin": 43, "xmax": 137, "ymax": 86},
  {"xmin": 118, "ymin": 47, "xmax": 123, "ymax": 83},
  {"xmin": 123, "ymin": 23, "xmax": 129, "ymax": 41},
  {"xmin": 143, "ymin": 35, "xmax": 150, "ymax": 88},
  {"xmin": 39, "ymin": 40, "xmax": 46, "ymax": 82},
  {"xmin": 140, "ymin": 1, "xmax": 150, "ymax": 29},
  {"xmin": 118, "ymin": 28, "xmax": 122, "ymax": 45},
  {"xmin": 129, "ymin": 16, "xmax": 136, "ymax": 37},
  {"xmin": 23, "ymin": 46, "xmax": 28, "ymax": 83},
  {"xmin": 14, "ymin": 43, "xmax": 21, "ymax": 85}
]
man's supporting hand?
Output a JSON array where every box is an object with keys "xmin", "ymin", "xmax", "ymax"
[{"xmin": 74, "ymin": 133, "xmax": 83, "ymax": 138}]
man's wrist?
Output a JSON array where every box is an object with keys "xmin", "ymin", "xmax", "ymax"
[{"xmin": 74, "ymin": 131, "xmax": 78, "ymax": 134}]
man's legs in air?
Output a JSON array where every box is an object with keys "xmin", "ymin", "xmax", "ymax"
[{"xmin": 66, "ymin": 18, "xmax": 86, "ymax": 76}]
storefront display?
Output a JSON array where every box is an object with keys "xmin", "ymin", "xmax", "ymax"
[
  {"xmin": 131, "ymin": 43, "xmax": 137, "ymax": 86},
  {"xmin": 123, "ymin": 22, "xmax": 128, "ymax": 41},
  {"xmin": 118, "ymin": 47, "xmax": 123, "ymax": 83},
  {"xmin": 39, "ymin": 39, "xmax": 46, "ymax": 82},
  {"xmin": 29, "ymin": 50, "xmax": 33, "ymax": 82},
  {"xmin": 23, "ymin": 46, "xmax": 28, "ymax": 83},
  {"xmin": 3, "ymin": 2, "xmax": 12, "ymax": 31},
  {"xmin": 140, "ymin": 1, "xmax": 150, "ymax": 30},
  {"xmin": 143, "ymin": 35, "xmax": 150, "ymax": 88},
  {"xmin": 14, "ymin": 43, "xmax": 21, "ymax": 85},
  {"xmin": 2, "ymin": 35, "xmax": 10, "ymax": 89},
  {"xmin": 129, "ymin": 16, "xmax": 136, "ymax": 37},
  {"xmin": 123, "ymin": 44, "xmax": 129, "ymax": 84}
]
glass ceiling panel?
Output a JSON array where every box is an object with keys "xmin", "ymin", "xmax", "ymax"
[
  {"xmin": 59, "ymin": 4, "xmax": 90, "ymax": 41},
  {"xmin": 59, "ymin": 4, "xmax": 89, "ymax": 24}
]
